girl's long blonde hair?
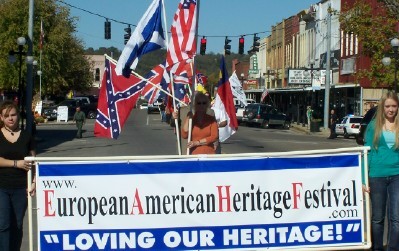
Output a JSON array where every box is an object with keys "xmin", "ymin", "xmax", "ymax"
[{"xmin": 372, "ymin": 91, "xmax": 399, "ymax": 149}]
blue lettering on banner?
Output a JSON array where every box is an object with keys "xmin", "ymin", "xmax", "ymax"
[
  {"xmin": 38, "ymin": 155, "xmax": 359, "ymax": 176},
  {"xmin": 40, "ymin": 220, "xmax": 362, "ymax": 250}
]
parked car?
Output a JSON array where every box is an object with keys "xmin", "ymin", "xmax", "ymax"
[
  {"xmin": 335, "ymin": 115, "xmax": 363, "ymax": 138},
  {"xmin": 242, "ymin": 103, "xmax": 290, "ymax": 129},
  {"xmin": 235, "ymin": 99, "xmax": 256, "ymax": 124},
  {"xmin": 147, "ymin": 98, "xmax": 163, "ymax": 114},
  {"xmin": 139, "ymin": 102, "xmax": 149, "ymax": 109},
  {"xmin": 234, "ymin": 98, "xmax": 255, "ymax": 108},
  {"xmin": 42, "ymin": 99, "xmax": 96, "ymax": 121},
  {"xmin": 356, "ymin": 106, "xmax": 377, "ymax": 145}
]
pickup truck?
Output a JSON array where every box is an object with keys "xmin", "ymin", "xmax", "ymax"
[
  {"xmin": 72, "ymin": 96, "xmax": 98, "ymax": 119},
  {"xmin": 42, "ymin": 96, "xmax": 98, "ymax": 121}
]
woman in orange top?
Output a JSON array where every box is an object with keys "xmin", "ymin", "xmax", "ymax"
[{"xmin": 181, "ymin": 92, "xmax": 218, "ymax": 154}]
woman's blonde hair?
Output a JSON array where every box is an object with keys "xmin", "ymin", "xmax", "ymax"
[{"xmin": 372, "ymin": 91, "xmax": 399, "ymax": 149}]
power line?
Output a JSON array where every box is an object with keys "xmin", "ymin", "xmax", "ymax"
[{"xmin": 57, "ymin": 0, "xmax": 136, "ymax": 27}]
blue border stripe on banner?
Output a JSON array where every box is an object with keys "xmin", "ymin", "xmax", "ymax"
[
  {"xmin": 39, "ymin": 220, "xmax": 363, "ymax": 250},
  {"xmin": 38, "ymin": 155, "xmax": 359, "ymax": 176}
]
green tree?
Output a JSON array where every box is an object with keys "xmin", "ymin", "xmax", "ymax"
[
  {"xmin": 0, "ymin": 0, "xmax": 93, "ymax": 97},
  {"xmin": 339, "ymin": 0, "xmax": 397, "ymax": 87},
  {"xmin": 379, "ymin": 0, "xmax": 399, "ymax": 18}
]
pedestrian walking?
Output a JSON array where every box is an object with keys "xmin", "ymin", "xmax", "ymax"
[
  {"xmin": 364, "ymin": 91, "xmax": 399, "ymax": 251},
  {"xmin": 159, "ymin": 102, "xmax": 166, "ymax": 122},
  {"xmin": 0, "ymin": 101, "xmax": 36, "ymax": 251},
  {"xmin": 73, "ymin": 106, "xmax": 85, "ymax": 138}
]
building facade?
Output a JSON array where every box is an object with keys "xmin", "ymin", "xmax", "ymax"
[{"xmin": 241, "ymin": 0, "xmax": 397, "ymax": 126}]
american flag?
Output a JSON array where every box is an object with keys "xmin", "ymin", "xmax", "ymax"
[
  {"xmin": 261, "ymin": 88, "xmax": 269, "ymax": 103},
  {"xmin": 94, "ymin": 58, "xmax": 146, "ymax": 139},
  {"xmin": 166, "ymin": 0, "xmax": 197, "ymax": 73},
  {"xmin": 140, "ymin": 62, "xmax": 169, "ymax": 104}
]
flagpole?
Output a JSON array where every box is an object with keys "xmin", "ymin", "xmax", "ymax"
[
  {"xmin": 39, "ymin": 46, "xmax": 42, "ymax": 99},
  {"xmin": 161, "ymin": 0, "xmax": 182, "ymax": 155},
  {"xmin": 186, "ymin": 0, "xmax": 200, "ymax": 155}
]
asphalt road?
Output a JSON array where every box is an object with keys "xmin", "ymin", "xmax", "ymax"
[{"xmin": 21, "ymin": 108, "xmax": 365, "ymax": 250}]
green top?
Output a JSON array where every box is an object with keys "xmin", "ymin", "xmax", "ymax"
[
  {"xmin": 365, "ymin": 120, "xmax": 399, "ymax": 177},
  {"xmin": 73, "ymin": 110, "xmax": 86, "ymax": 123}
]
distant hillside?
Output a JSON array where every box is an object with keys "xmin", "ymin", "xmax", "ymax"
[{"xmin": 85, "ymin": 47, "xmax": 250, "ymax": 85}]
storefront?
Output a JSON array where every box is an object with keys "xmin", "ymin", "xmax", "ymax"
[{"xmin": 244, "ymin": 85, "xmax": 361, "ymax": 125}]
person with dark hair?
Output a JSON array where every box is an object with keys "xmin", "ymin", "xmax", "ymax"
[
  {"xmin": 181, "ymin": 92, "xmax": 218, "ymax": 155},
  {"xmin": 328, "ymin": 109, "xmax": 338, "ymax": 139},
  {"xmin": 0, "ymin": 101, "xmax": 36, "ymax": 251},
  {"xmin": 364, "ymin": 91, "xmax": 399, "ymax": 251},
  {"xmin": 73, "ymin": 106, "xmax": 85, "ymax": 138}
]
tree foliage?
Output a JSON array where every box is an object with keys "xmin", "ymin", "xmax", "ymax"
[
  {"xmin": 379, "ymin": 0, "xmax": 399, "ymax": 18},
  {"xmin": 0, "ymin": 0, "xmax": 93, "ymax": 97},
  {"xmin": 339, "ymin": 0, "xmax": 397, "ymax": 87}
]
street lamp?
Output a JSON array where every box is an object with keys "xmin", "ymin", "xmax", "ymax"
[
  {"xmin": 382, "ymin": 37, "xmax": 399, "ymax": 93},
  {"xmin": 37, "ymin": 69, "xmax": 42, "ymax": 99},
  {"xmin": 8, "ymin": 36, "xmax": 27, "ymax": 129}
]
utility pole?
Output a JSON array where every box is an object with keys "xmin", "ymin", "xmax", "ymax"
[
  {"xmin": 323, "ymin": 4, "xmax": 332, "ymax": 129},
  {"xmin": 26, "ymin": 0, "xmax": 34, "ymax": 133}
]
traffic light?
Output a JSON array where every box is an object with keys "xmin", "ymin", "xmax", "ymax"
[
  {"xmin": 200, "ymin": 36, "xmax": 207, "ymax": 55},
  {"xmin": 124, "ymin": 25, "xmax": 131, "ymax": 45},
  {"xmin": 252, "ymin": 34, "xmax": 260, "ymax": 52},
  {"xmin": 104, "ymin": 20, "xmax": 111, "ymax": 39},
  {"xmin": 224, "ymin": 36, "xmax": 231, "ymax": 55},
  {"xmin": 238, "ymin": 36, "xmax": 244, "ymax": 54}
]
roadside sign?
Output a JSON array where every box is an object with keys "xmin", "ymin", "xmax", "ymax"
[{"xmin": 57, "ymin": 106, "xmax": 68, "ymax": 122}]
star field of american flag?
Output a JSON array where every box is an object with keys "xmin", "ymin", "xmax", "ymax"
[{"xmin": 94, "ymin": 58, "xmax": 146, "ymax": 139}]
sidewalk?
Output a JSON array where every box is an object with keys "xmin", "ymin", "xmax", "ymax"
[{"xmin": 290, "ymin": 122, "xmax": 331, "ymax": 138}]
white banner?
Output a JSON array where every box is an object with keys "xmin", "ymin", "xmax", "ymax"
[
  {"xmin": 229, "ymin": 72, "xmax": 247, "ymax": 107},
  {"xmin": 35, "ymin": 153, "xmax": 367, "ymax": 250}
]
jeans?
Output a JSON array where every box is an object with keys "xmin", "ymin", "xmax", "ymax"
[
  {"xmin": 370, "ymin": 175, "xmax": 399, "ymax": 251},
  {"xmin": 0, "ymin": 188, "xmax": 27, "ymax": 251}
]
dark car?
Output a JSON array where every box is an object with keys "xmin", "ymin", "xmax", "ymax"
[
  {"xmin": 42, "ymin": 99, "xmax": 94, "ymax": 121},
  {"xmin": 242, "ymin": 103, "xmax": 290, "ymax": 129},
  {"xmin": 147, "ymin": 98, "xmax": 163, "ymax": 114},
  {"xmin": 356, "ymin": 106, "xmax": 377, "ymax": 145}
]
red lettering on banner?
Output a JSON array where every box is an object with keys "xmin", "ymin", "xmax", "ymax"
[
  {"xmin": 217, "ymin": 186, "xmax": 231, "ymax": 212},
  {"xmin": 131, "ymin": 188, "xmax": 144, "ymax": 215},
  {"xmin": 292, "ymin": 182, "xmax": 303, "ymax": 209},
  {"xmin": 44, "ymin": 190, "xmax": 55, "ymax": 216}
]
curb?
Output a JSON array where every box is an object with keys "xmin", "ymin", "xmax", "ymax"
[
  {"xmin": 36, "ymin": 121, "xmax": 75, "ymax": 126},
  {"xmin": 291, "ymin": 124, "xmax": 330, "ymax": 137}
]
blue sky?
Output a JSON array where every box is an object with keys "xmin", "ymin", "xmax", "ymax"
[{"xmin": 62, "ymin": 0, "xmax": 317, "ymax": 53}]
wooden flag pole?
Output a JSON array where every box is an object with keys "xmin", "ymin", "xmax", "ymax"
[{"xmin": 186, "ymin": 0, "xmax": 201, "ymax": 155}]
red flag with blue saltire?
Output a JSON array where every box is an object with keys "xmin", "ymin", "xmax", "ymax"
[
  {"xmin": 196, "ymin": 71, "xmax": 208, "ymax": 86},
  {"xmin": 212, "ymin": 56, "xmax": 238, "ymax": 141},
  {"xmin": 94, "ymin": 58, "xmax": 146, "ymax": 139}
]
